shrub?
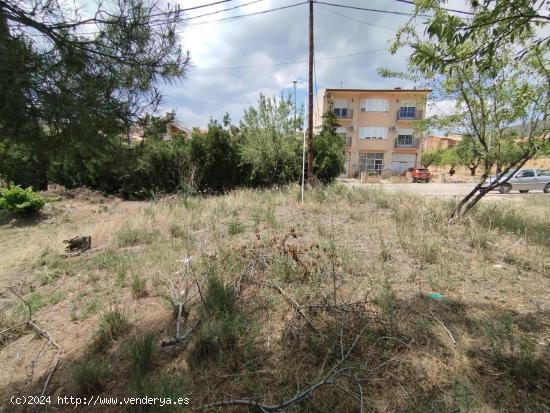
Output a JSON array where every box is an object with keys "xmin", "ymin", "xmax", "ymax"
[
  {"xmin": 0, "ymin": 185, "xmax": 45, "ymax": 216},
  {"xmin": 128, "ymin": 332, "xmax": 156, "ymax": 377},
  {"xmin": 188, "ymin": 121, "xmax": 243, "ymax": 192},
  {"xmin": 227, "ymin": 219, "xmax": 245, "ymax": 236},
  {"xmin": 313, "ymin": 104, "xmax": 345, "ymax": 183},
  {"xmin": 72, "ymin": 357, "xmax": 109, "ymax": 394},
  {"xmin": 239, "ymin": 94, "xmax": 302, "ymax": 187},
  {"xmin": 203, "ymin": 271, "xmax": 238, "ymax": 318},
  {"xmin": 131, "ymin": 275, "xmax": 148, "ymax": 298},
  {"xmin": 134, "ymin": 373, "xmax": 189, "ymax": 412},
  {"xmin": 119, "ymin": 139, "xmax": 191, "ymax": 199},
  {"xmin": 95, "ymin": 308, "xmax": 131, "ymax": 350}
]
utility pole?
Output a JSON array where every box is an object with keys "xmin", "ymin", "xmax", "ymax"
[{"xmin": 307, "ymin": 0, "xmax": 314, "ymax": 184}]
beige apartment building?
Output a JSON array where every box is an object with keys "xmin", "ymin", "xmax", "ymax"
[{"xmin": 314, "ymin": 88, "xmax": 431, "ymax": 177}]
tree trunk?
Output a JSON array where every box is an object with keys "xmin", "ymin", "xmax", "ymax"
[
  {"xmin": 468, "ymin": 165, "xmax": 477, "ymax": 176},
  {"xmin": 450, "ymin": 154, "xmax": 534, "ymax": 219}
]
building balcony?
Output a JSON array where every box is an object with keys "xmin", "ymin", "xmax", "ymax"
[
  {"xmin": 394, "ymin": 138, "xmax": 420, "ymax": 149},
  {"xmin": 333, "ymin": 108, "xmax": 353, "ymax": 120},
  {"xmin": 396, "ymin": 109, "xmax": 423, "ymax": 121}
]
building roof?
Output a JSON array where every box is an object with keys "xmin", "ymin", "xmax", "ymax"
[
  {"xmin": 324, "ymin": 88, "xmax": 432, "ymax": 93},
  {"xmin": 428, "ymin": 134, "xmax": 463, "ymax": 141}
]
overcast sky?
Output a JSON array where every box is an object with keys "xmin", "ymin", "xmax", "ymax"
[{"xmin": 134, "ymin": 0, "xmax": 465, "ymax": 128}]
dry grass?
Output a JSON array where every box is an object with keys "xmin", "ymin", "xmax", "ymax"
[{"xmin": 0, "ymin": 185, "xmax": 549, "ymax": 412}]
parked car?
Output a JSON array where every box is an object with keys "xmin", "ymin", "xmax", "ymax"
[
  {"xmin": 483, "ymin": 168, "xmax": 550, "ymax": 194},
  {"xmin": 404, "ymin": 167, "xmax": 432, "ymax": 183}
]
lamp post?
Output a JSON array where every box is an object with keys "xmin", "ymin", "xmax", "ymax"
[{"xmin": 293, "ymin": 80, "xmax": 297, "ymax": 129}]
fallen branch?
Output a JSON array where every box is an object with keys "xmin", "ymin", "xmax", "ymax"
[
  {"xmin": 204, "ymin": 320, "xmax": 371, "ymax": 411},
  {"xmin": 5, "ymin": 288, "xmax": 63, "ymax": 396},
  {"xmin": 414, "ymin": 309, "xmax": 456, "ymax": 345},
  {"xmin": 429, "ymin": 310, "xmax": 456, "ymax": 345},
  {"xmin": 0, "ymin": 322, "xmax": 27, "ymax": 337},
  {"xmin": 204, "ymin": 379, "xmax": 335, "ymax": 412},
  {"xmin": 28, "ymin": 321, "xmax": 61, "ymax": 349},
  {"xmin": 259, "ymin": 280, "xmax": 322, "ymax": 337},
  {"xmin": 41, "ymin": 353, "xmax": 60, "ymax": 397}
]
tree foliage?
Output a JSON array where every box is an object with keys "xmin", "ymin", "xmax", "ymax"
[
  {"xmin": 239, "ymin": 94, "xmax": 303, "ymax": 187},
  {"xmin": 397, "ymin": 0, "xmax": 550, "ymax": 72},
  {"xmin": 453, "ymin": 136, "xmax": 483, "ymax": 175},
  {"xmin": 0, "ymin": 0, "xmax": 189, "ymax": 189},
  {"xmin": 189, "ymin": 120, "xmax": 243, "ymax": 193},
  {"xmin": 313, "ymin": 104, "xmax": 345, "ymax": 183},
  {"xmin": 390, "ymin": 1, "xmax": 550, "ymax": 217},
  {"xmin": 420, "ymin": 149, "xmax": 443, "ymax": 168}
]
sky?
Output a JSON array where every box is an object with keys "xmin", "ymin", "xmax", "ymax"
[
  {"xmin": 164, "ymin": 0, "xmax": 424, "ymax": 128},
  {"xmin": 75, "ymin": 0, "xmax": 468, "ymax": 128}
]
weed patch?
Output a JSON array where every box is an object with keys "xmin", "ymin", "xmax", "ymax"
[{"xmin": 71, "ymin": 357, "xmax": 109, "ymax": 394}]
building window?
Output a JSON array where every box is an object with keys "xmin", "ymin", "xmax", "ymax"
[
  {"xmin": 399, "ymin": 105, "xmax": 416, "ymax": 118},
  {"xmin": 333, "ymin": 107, "xmax": 348, "ymax": 118},
  {"xmin": 397, "ymin": 134, "xmax": 413, "ymax": 146},
  {"xmin": 360, "ymin": 98, "xmax": 389, "ymax": 112},
  {"xmin": 359, "ymin": 126, "xmax": 388, "ymax": 140},
  {"xmin": 358, "ymin": 153, "xmax": 384, "ymax": 173}
]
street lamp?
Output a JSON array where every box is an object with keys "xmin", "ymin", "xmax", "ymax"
[{"xmin": 293, "ymin": 80, "xmax": 297, "ymax": 129}]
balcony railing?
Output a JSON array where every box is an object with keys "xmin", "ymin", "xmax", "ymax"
[
  {"xmin": 394, "ymin": 138, "xmax": 420, "ymax": 148},
  {"xmin": 396, "ymin": 109, "xmax": 423, "ymax": 121},
  {"xmin": 333, "ymin": 108, "xmax": 353, "ymax": 120}
]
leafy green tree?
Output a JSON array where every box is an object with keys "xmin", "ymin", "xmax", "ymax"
[
  {"xmin": 239, "ymin": 94, "xmax": 302, "ymax": 186},
  {"xmin": 389, "ymin": 3, "xmax": 549, "ymax": 218},
  {"xmin": 0, "ymin": 0, "xmax": 189, "ymax": 189},
  {"xmin": 120, "ymin": 139, "xmax": 189, "ymax": 199},
  {"xmin": 189, "ymin": 120, "xmax": 243, "ymax": 193},
  {"xmin": 313, "ymin": 104, "xmax": 345, "ymax": 183},
  {"xmin": 440, "ymin": 148, "xmax": 460, "ymax": 175},
  {"xmin": 420, "ymin": 149, "xmax": 443, "ymax": 168},
  {"xmin": 397, "ymin": 0, "xmax": 550, "ymax": 72},
  {"xmin": 454, "ymin": 136, "xmax": 483, "ymax": 175}
]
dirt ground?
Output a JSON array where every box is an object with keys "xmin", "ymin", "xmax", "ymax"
[{"xmin": 0, "ymin": 185, "xmax": 549, "ymax": 412}]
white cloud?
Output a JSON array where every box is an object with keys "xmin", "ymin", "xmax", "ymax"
[{"xmin": 160, "ymin": 0, "xmax": 465, "ymax": 127}]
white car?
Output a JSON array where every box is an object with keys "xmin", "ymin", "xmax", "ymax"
[{"xmin": 483, "ymin": 168, "xmax": 550, "ymax": 194}]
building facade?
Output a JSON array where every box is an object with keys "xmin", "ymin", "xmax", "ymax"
[
  {"xmin": 314, "ymin": 88, "xmax": 430, "ymax": 177},
  {"xmin": 422, "ymin": 134, "xmax": 462, "ymax": 152}
]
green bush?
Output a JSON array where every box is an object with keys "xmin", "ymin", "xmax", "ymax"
[
  {"xmin": 0, "ymin": 185, "xmax": 45, "ymax": 216},
  {"xmin": 313, "ymin": 104, "xmax": 345, "ymax": 183},
  {"xmin": 120, "ymin": 139, "xmax": 190, "ymax": 199},
  {"xmin": 189, "ymin": 121, "xmax": 244, "ymax": 192},
  {"xmin": 128, "ymin": 332, "xmax": 156, "ymax": 377},
  {"xmin": 94, "ymin": 308, "xmax": 131, "ymax": 351},
  {"xmin": 72, "ymin": 357, "xmax": 109, "ymax": 394},
  {"xmin": 203, "ymin": 270, "xmax": 238, "ymax": 318}
]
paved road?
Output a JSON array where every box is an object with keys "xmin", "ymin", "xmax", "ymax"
[{"xmin": 341, "ymin": 181, "xmax": 549, "ymax": 198}]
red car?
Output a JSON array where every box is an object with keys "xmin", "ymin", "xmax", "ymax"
[{"xmin": 409, "ymin": 167, "xmax": 432, "ymax": 183}]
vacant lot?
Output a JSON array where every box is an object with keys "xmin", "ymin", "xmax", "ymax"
[{"xmin": 1, "ymin": 185, "xmax": 549, "ymax": 412}]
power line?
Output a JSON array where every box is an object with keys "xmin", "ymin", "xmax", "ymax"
[
  {"xmin": 182, "ymin": 0, "xmax": 266, "ymax": 21},
  {"xmin": 179, "ymin": 0, "xmax": 235, "ymax": 13},
  {"xmin": 391, "ymin": 0, "xmax": 475, "ymax": 16},
  {"xmin": 194, "ymin": 48, "xmax": 387, "ymax": 71},
  {"xmin": 16, "ymin": 1, "xmax": 304, "ymax": 38},
  {"xmin": 318, "ymin": 5, "xmax": 398, "ymax": 32},
  {"xmin": 181, "ymin": 1, "xmax": 308, "ymax": 28},
  {"xmin": 315, "ymin": 1, "xmax": 428, "ymax": 17}
]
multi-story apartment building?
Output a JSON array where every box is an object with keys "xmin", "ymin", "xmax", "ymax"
[{"xmin": 314, "ymin": 88, "xmax": 430, "ymax": 177}]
